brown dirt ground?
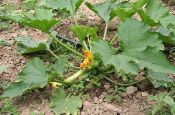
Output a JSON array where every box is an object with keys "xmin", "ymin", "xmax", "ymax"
[{"xmin": 0, "ymin": 0, "xmax": 175, "ymax": 115}]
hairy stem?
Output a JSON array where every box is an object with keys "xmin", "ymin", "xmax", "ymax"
[
  {"xmin": 48, "ymin": 33, "xmax": 84, "ymax": 58},
  {"xmin": 48, "ymin": 50, "xmax": 59, "ymax": 59},
  {"xmin": 64, "ymin": 69, "xmax": 86, "ymax": 83},
  {"xmin": 110, "ymin": 34, "xmax": 117, "ymax": 44},
  {"xmin": 104, "ymin": 76, "xmax": 146, "ymax": 87},
  {"xmin": 103, "ymin": 23, "xmax": 108, "ymax": 40}
]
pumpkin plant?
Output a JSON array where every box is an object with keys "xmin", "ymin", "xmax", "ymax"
[{"xmin": 1, "ymin": 0, "xmax": 175, "ymax": 114}]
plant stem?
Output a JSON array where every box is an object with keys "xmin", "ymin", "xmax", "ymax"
[
  {"xmin": 110, "ymin": 34, "xmax": 117, "ymax": 44},
  {"xmin": 48, "ymin": 50, "xmax": 59, "ymax": 59},
  {"xmin": 48, "ymin": 33, "xmax": 84, "ymax": 58},
  {"xmin": 83, "ymin": 41, "xmax": 89, "ymax": 50},
  {"xmin": 64, "ymin": 69, "xmax": 86, "ymax": 83},
  {"xmin": 104, "ymin": 76, "xmax": 146, "ymax": 87},
  {"xmin": 103, "ymin": 23, "xmax": 108, "ymax": 40}
]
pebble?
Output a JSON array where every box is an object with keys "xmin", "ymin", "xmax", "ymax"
[
  {"xmin": 141, "ymin": 92, "xmax": 149, "ymax": 97},
  {"xmin": 102, "ymin": 103, "xmax": 121, "ymax": 113},
  {"xmin": 126, "ymin": 86, "xmax": 138, "ymax": 96}
]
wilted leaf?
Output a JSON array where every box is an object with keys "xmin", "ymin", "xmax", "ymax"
[
  {"xmin": 15, "ymin": 36, "xmax": 50, "ymax": 54},
  {"xmin": 71, "ymin": 25, "xmax": 98, "ymax": 43},
  {"xmin": 92, "ymin": 19, "xmax": 175, "ymax": 74},
  {"xmin": 50, "ymin": 88, "xmax": 82, "ymax": 114},
  {"xmin": 1, "ymin": 58, "xmax": 48, "ymax": 98}
]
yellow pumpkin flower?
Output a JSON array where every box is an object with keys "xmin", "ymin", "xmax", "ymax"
[{"xmin": 80, "ymin": 49, "xmax": 93, "ymax": 69}]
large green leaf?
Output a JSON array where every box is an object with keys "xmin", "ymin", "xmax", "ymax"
[
  {"xmin": 147, "ymin": 69, "xmax": 174, "ymax": 88},
  {"xmin": 86, "ymin": 0, "xmax": 144, "ymax": 22},
  {"xmin": 117, "ymin": 18, "xmax": 164, "ymax": 50},
  {"xmin": 15, "ymin": 36, "xmax": 50, "ymax": 54},
  {"xmin": 145, "ymin": 0, "xmax": 169, "ymax": 23},
  {"xmin": 139, "ymin": 0, "xmax": 175, "ymax": 45},
  {"xmin": 110, "ymin": 1, "xmax": 136, "ymax": 21},
  {"xmin": 0, "ymin": 82, "xmax": 30, "ymax": 98},
  {"xmin": 85, "ymin": 1, "xmax": 112, "ymax": 23},
  {"xmin": 0, "ymin": 58, "xmax": 48, "ymax": 98},
  {"xmin": 50, "ymin": 88, "xmax": 82, "ymax": 114},
  {"xmin": 22, "ymin": 19, "xmax": 58, "ymax": 33},
  {"xmin": 92, "ymin": 19, "xmax": 175, "ymax": 74},
  {"xmin": 18, "ymin": 58, "xmax": 48, "ymax": 87},
  {"xmin": 6, "ymin": 8, "xmax": 58, "ymax": 33},
  {"xmin": 45, "ymin": 0, "xmax": 83, "ymax": 16},
  {"xmin": 71, "ymin": 25, "xmax": 98, "ymax": 43}
]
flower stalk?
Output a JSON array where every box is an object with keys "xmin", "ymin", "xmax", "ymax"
[{"xmin": 48, "ymin": 32, "xmax": 84, "ymax": 58}]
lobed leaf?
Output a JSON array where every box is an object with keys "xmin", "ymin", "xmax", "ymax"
[
  {"xmin": 92, "ymin": 18, "xmax": 175, "ymax": 75},
  {"xmin": 0, "ymin": 58, "xmax": 48, "ymax": 98},
  {"xmin": 15, "ymin": 36, "xmax": 50, "ymax": 54},
  {"xmin": 139, "ymin": 0, "xmax": 175, "ymax": 45},
  {"xmin": 50, "ymin": 88, "xmax": 82, "ymax": 114},
  {"xmin": 45, "ymin": 0, "xmax": 83, "ymax": 16},
  {"xmin": 5, "ymin": 8, "xmax": 59, "ymax": 33},
  {"xmin": 147, "ymin": 69, "xmax": 174, "ymax": 88}
]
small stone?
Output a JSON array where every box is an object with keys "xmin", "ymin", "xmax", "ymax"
[
  {"xmin": 83, "ymin": 101, "xmax": 92, "ymax": 109},
  {"xmin": 102, "ymin": 103, "xmax": 121, "ymax": 112},
  {"xmin": 94, "ymin": 97, "xmax": 99, "ymax": 104},
  {"xmin": 141, "ymin": 92, "xmax": 149, "ymax": 97},
  {"xmin": 104, "ymin": 84, "xmax": 110, "ymax": 90},
  {"xmin": 108, "ymin": 17, "xmax": 120, "ymax": 30},
  {"xmin": 126, "ymin": 86, "xmax": 138, "ymax": 96}
]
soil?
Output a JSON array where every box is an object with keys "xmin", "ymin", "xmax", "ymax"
[{"xmin": 0, "ymin": 0, "xmax": 175, "ymax": 115}]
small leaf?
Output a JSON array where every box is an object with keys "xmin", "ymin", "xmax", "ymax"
[
  {"xmin": 71, "ymin": 25, "xmax": 98, "ymax": 43},
  {"xmin": 15, "ymin": 36, "xmax": 50, "ymax": 54},
  {"xmin": 163, "ymin": 95, "xmax": 175, "ymax": 106},
  {"xmin": 54, "ymin": 58, "xmax": 68, "ymax": 76},
  {"xmin": 50, "ymin": 88, "xmax": 82, "ymax": 114}
]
